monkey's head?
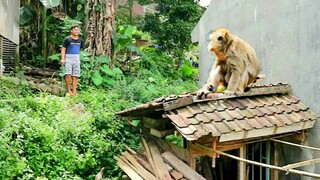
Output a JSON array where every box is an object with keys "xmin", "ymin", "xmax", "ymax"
[{"xmin": 208, "ymin": 28, "xmax": 232, "ymax": 54}]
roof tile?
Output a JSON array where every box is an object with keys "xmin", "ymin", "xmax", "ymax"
[{"xmin": 118, "ymin": 84, "xmax": 319, "ymax": 141}]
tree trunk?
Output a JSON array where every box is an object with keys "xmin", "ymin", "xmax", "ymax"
[
  {"xmin": 85, "ymin": 0, "xmax": 115, "ymax": 59},
  {"xmin": 41, "ymin": 6, "xmax": 48, "ymax": 66}
]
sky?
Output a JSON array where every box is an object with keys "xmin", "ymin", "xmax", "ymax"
[{"xmin": 199, "ymin": 0, "xmax": 211, "ymax": 7}]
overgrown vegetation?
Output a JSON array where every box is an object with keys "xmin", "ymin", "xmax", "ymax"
[
  {"xmin": 3, "ymin": 0, "xmax": 204, "ymax": 179},
  {"xmin": 0, "ymin": 68, "xmax": 197, "ymax": 179}
]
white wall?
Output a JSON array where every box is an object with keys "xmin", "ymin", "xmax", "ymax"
[
  {"xmin": 192, "ymin": 0, "xmax": 320, "ymax": 179},
  {"xmin": 0, "ymin": 0, "xmax": 20, "ymax": 44}
]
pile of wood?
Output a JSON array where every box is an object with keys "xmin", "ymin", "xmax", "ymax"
[{"xmin": 116, "ymin": 138, "xmax": 206, "ymax": 180}]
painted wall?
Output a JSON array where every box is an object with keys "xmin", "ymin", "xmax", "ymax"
[
  {"xmin": 0, "ymin": 0, "xmax": 20, "ymax": 44},
  {"xmin": 191, "ymin": 0, "xmax": 320, "ymax": 179}
]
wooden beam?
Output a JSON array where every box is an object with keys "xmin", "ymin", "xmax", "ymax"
[
  {"xmin": 116, "ymin": 157, "xmax": 144, "ymax": 180},
  {"xmin": 142, "ymin": 137, "xmax": 160, "ymax": 179},
  {"xmin": 187, "ymin": 141, "xmax": 197, "ymax": 170},
  {"xmin": 169, "ymin": 170, "xmax": 184, "ymax": 180},
  {"xmin": 238, "ymin": 145, "xmax": 246, "ymax": 180},
  {"xmin": 155, "ymin": 138, "xmax": 189, "ymax": 162},
  {"xmin": 150, "ymin": 128, "xmax": 175, "ymax": 138},
  {"xmin": 163, "ymin": 96, "xmax": 193, "ymax": 111},
  {"xmin": 189, "ymin": 143, "xmax": 215, "ymax": 158},
  {"xmin": 192, "ymin": 84, "xmax": 292, "ymax": 103},
  {"xmin": 143, "ymin": 117, "xmax": 170, "ymax": 130},
  {"xmin": 162, "ymin": 151, "xmax": 206, "ymax": 180},
  {"xmin": 149, "ymin": 141, "xmax": 172, "ymax": 180},
  {"xmin": 134, "ymin": 154, "xmax": 155, "ymax": 175},
  {"xmin": 273, "ymin": 141, "xmax": 279, "ymax": 180},
  {"xmin": 122, "ymin": 151, "xmax": 157, "ymax": 180}
]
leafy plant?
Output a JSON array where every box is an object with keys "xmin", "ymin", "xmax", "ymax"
[{"xmin": 80, "ymin": 52, "xmax": 123, "ymax": 88}]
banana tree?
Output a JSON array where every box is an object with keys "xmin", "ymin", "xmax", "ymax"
[{"xmin": 39, "ymin": 0, "xmax": 60, "ymax": 8}]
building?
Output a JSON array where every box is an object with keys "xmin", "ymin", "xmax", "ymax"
[
  {"xmin": 0, "ymin": 0, "xmax": 20, "ymax": 72},
  {"xmin": 117, "ymin": 83, "xmax": 319, "ymax": 179},
  {"xmin": 191, "ymin": 0, "xmax": 320, "ymax": 179}
]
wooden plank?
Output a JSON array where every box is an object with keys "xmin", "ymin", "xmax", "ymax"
[
  {"xmin": 116, "ymin": 157, "xmax": 144, "ymax": 180},
  {"xmin": 143, "ymin": 117, "xmax": 170, "ymax": 130},
  {"xmin": 170, "ymin": 170, "xmax": 183, "ymax": 180},
  {"xmin": 134, "ymin": 154, "xmax": 155, "ymax": 175},
  {"xmin": 166, "ymin": 163, "xmax": 173, "ymax": 172},
  {"xmin": 273, "ymin": 141, "xmax": 279, "ymax": 180},
  {"xmin": 142, "ymin": 137, "xmax": 160, "ymax": 179},
  {"xmin": 124, "ymin": 144, "xmax": 137, "ymax": 155},
  {"xmin": 149, "ymin": 141, "xmax": 172, "ymax": 180},
  {"xmin": 193, "ymin": 84, "xmax": 292, "ymax": 103},
  {"xmin": 162, "ymin": 151, "xmax": 206, "ymax": 180},
  {"xmin": 150, "ymin": 128, "xmax": 175, "ymax": 138},
  {"xmin": 189, "ymin": 143, "xmax": 215, "ymax": 158},
  {"xmin": 238, "ymin": 145, "xmax": 246, "ymax": 180},
  {"xmin": 123, "ymin": 151, "xmax": 157, "ymax": 180},
  {"xmin": 163, "ymin": 96, "xmax": 193, "ymax": 111},
  {"xmin": 155, "ymin": 138, "xmax": 189, "ymax": 162}
]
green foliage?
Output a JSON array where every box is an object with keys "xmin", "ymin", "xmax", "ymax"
[
  {"xmin": 80, "ymin": 52, "xmax": 124, "ymax": 88},
  {"xmin": 166, "ymin": 135, "xmax": 184, "ymax": 147},
  {"xmin": 47, "ymin": 16, "xmax": 82, "ymax": 50},
  {"xmin": 19, "ymin": 5, "xmax": 36, "ymax": 26},
  {"xmin": 140, "ymin": 0, "xmax": 204, "ymax": 60},
  {"xmin": 0, "ymin": 67, "xmax": 198, "ymax": 179},
  {"xmin": 179, "ymin": 60, "xmax": 199, "ymax": 80}
]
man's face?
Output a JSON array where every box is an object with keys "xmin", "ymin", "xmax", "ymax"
[{"xmin": 71, "ymin": 27, "xmax": 80, "ymax": 36}]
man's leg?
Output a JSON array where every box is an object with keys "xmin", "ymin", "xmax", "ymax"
[
  {"xmin": 65, "ymin": 74, "xmax": 73, "ymax": 95},
  {"xmin": 72, "ymin": 76, "xmax": 78, "ymax": 95}
]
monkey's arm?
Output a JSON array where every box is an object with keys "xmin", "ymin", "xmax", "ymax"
[{"xmin": 197, "ymin": 65, "xmax": 222, "ymax": 98}]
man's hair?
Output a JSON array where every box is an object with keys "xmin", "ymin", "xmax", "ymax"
[{"xmin": 70, "ymin": 25, "xmax": 79, "ymax": 30}]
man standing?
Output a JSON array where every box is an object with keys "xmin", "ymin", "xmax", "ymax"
[{"xmin": 61, "ymin": 25, "xmax": 84, "ymax": 95}]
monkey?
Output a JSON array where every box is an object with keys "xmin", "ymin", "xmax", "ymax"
[{"xmin": 197, "ymin": 28, "xmax": 260, "ymax": 98}]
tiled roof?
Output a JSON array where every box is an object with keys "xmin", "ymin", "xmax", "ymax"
[
  {"xmin": 117, "ymin": 83, "xmax": 319, "ymax": 142},
  {"xmin": 166, "ymin": 94, "xmax": 318, "ymax": 141}
]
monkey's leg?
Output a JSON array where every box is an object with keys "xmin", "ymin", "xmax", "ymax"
[
  {"xmin": 224, "ymin": 71, "xmax": 241, "ymax": 95},
  {"xmin": 197, "ymin": 65, "xmax": 223, "ymax": 98}
]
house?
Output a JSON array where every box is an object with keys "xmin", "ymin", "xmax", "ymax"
[
  {"xmin": 116, "ymin": 83, "xmax": 319, "ymax": 179},
  {"xmin": 191, "ymin": 0, "xmax": 320, "ymax": 179},
  {"xmin": 0, "ymin": 0, "xmax": 20, "ymax": 72}
]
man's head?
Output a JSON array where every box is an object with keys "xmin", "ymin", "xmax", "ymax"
[{"xmin": 70, "ymin": 25, "xmax": 80, "ymax": 36}]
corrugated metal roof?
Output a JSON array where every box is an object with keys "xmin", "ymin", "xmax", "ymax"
[{"xmin": 117, "ymin": 83, "xmax": 319, "ymax": 142}]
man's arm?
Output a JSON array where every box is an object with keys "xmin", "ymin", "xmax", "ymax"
[{"xmin": 61, "ymin": 47, "xmax": 66, "ymax": 65}]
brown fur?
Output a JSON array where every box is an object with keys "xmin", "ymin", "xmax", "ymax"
[{"xmin": 197, "ymin": 28, "xmax": 260, "ymax": 98}]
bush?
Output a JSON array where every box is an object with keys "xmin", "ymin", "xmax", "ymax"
[{"xmin": 0, "ymin": 67, "xmax": 198, "ymax": 179}]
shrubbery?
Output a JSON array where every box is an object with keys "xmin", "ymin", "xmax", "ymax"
[{"xmin": 0, "ymin": 65, "xmax": 197, "ymax": 179}]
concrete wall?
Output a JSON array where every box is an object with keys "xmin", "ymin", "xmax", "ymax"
[
  {"xmin": 0, "ymin": 0, "xmax": 20, "ymax": 44},
  {"xmin": 191, "ymin": 0, "xmax": 320, "ymax": 179}
]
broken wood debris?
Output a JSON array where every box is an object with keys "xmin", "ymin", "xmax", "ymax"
[{"xmin": 116, "ymin": 139, "xmax": 206, "ymax": 180}]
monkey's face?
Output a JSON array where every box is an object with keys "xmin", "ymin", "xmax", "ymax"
[{"xmin": 208, "ymin": 28, "xmax": 231, "ymax": 53}]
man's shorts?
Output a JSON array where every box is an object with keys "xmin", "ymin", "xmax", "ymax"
[{"xmin": 65, "ymin": 54, "xmax": 81, "ymax": 77}]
